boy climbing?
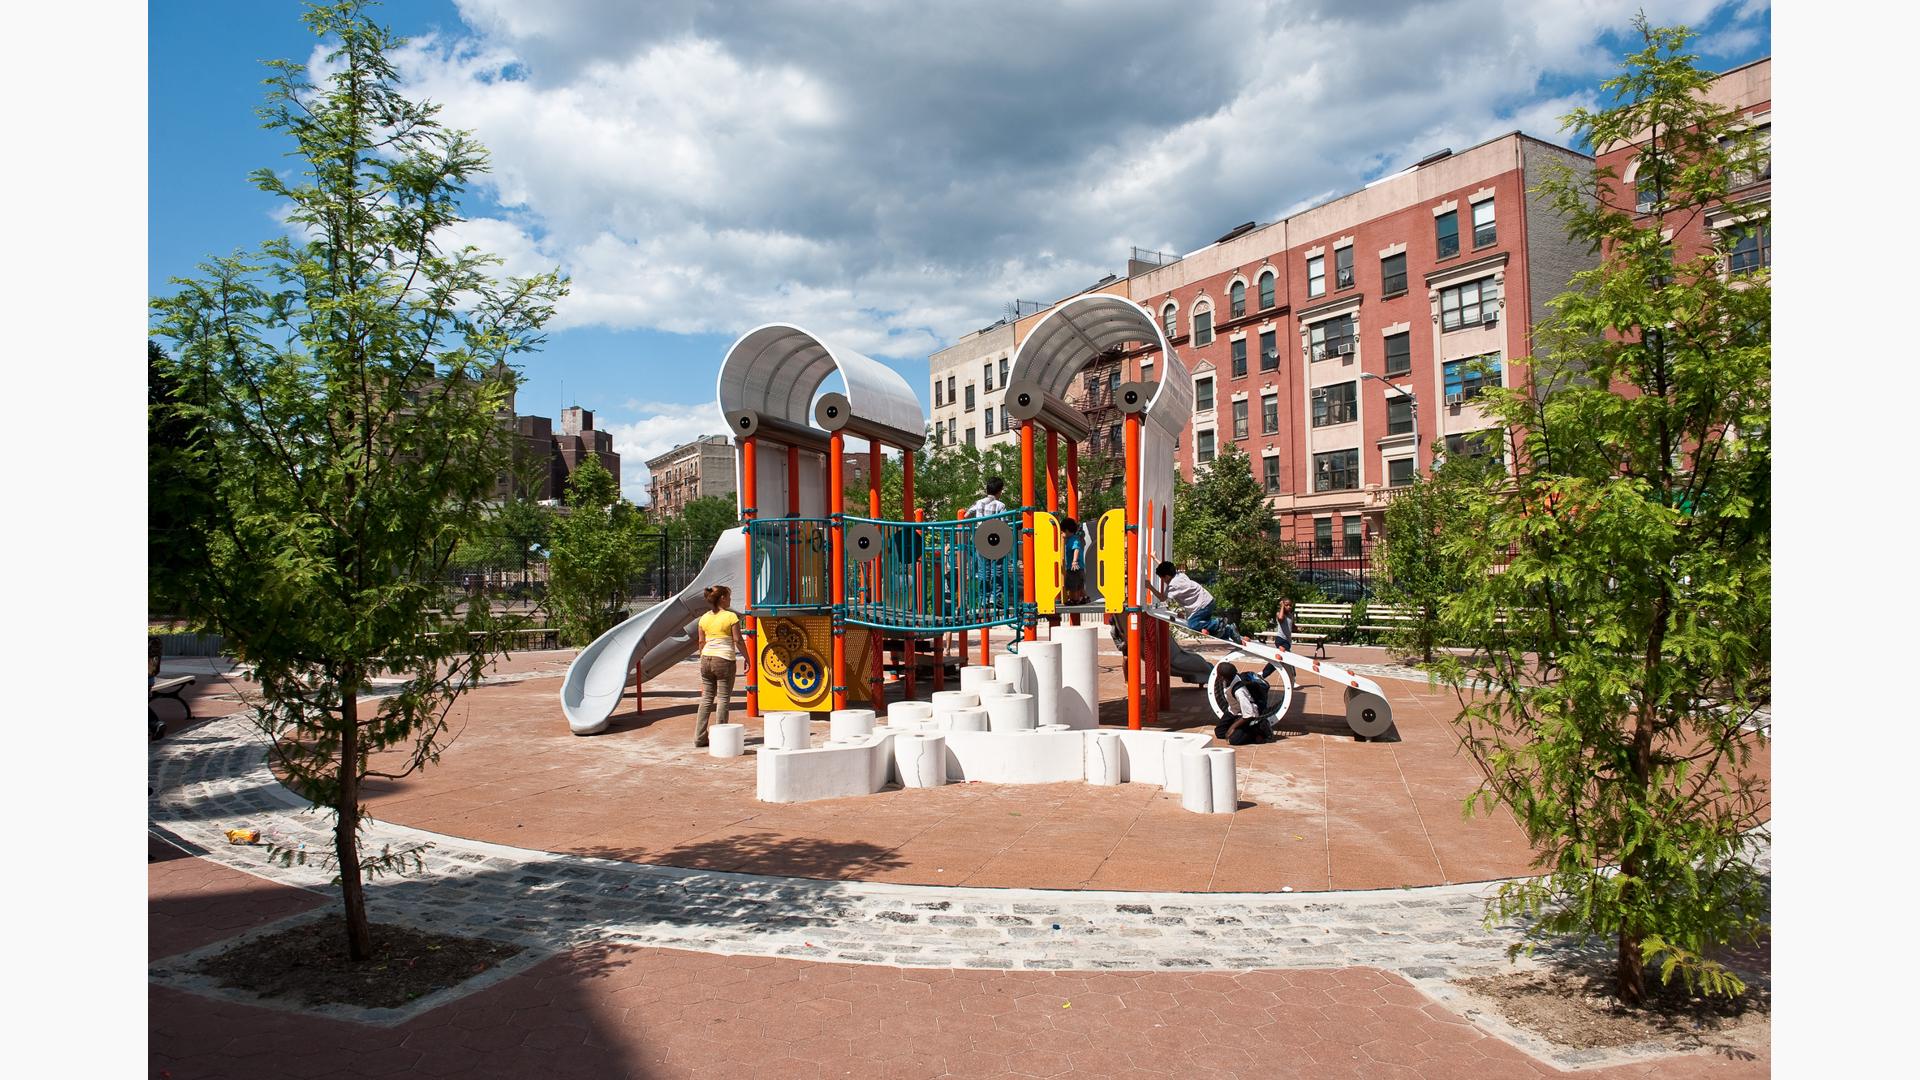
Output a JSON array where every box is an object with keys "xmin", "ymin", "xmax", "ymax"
[{"xmin": 1149, "ymin": 560, "xmax": 1244, "ymax": 643}]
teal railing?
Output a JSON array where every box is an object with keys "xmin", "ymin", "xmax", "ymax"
[
  {"xmin": 746, "ymin": 517, "xmax": 832, "ymax": 611},
  {"xmin": 841, "ymin": 511, "xmax": 1024, "ymax": 632}
]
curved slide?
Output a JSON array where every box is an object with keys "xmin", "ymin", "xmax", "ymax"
[{"xmin": 561, "ymin": 528, "xmax": 748, "ymax": 735}]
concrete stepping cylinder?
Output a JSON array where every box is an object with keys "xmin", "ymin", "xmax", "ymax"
[
  {"xmin": 1055, "ymin": 625, "xmax": 1101, "ymax": 729},
  {"xmin": 708, "ymin": 724, "xmax": 745, "ymax": 758},
  {"xmin": 830, "ymin": 708, "xmax": 876, "ymax": 742},
  {"xmin": 1086, "ymin": 731, "xmax": 1122, "ymax": 785},
  {"xmin": 1206, "ymin": 746, "xmax": 1237, "ymax": 814},
  {"xmin": 1180, "ymin": 749, "xmax": 1214, "ymax": 813},
  {"xmin": 894, "ymin": 733, "xmax": 947, "ymax": 788},
  {"xmin": 767, "ymin": 711, "xmax": 811, "ymax": 751},
  {"xmin": 1022, "ymin": 641, "xmax": 1061, "ymax": 726}
]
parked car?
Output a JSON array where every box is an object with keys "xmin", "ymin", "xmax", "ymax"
[{"xmin": 1294, "ymin": 569, "xmax": 1371, "ymax": 603}]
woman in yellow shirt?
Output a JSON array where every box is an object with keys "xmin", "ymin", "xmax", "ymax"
[{"xmin": 693, "ymin": 585, "xmax": 748, "ymax": 748}]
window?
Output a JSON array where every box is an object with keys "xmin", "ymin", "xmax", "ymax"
[
  {"xmin": 964, "ymin": 383, "xmax": 976, "ymax": 411},
  {"xmin": 1384, "ymin": 332, "xmax": 1411, "ymax": 376},
  {"xmin": 1308, "ymin": 315, "xmax": 1357, "ymax": 361},
  {"xmin": 1435, "ymin": 209, "xmax": 1460, "ymax": 259},
  {"xmin": 1445, "ymin": 430, "xmax": 1504, "ymax": 466},
  {"xmin": 1140, "ymin": 359, "xmax": 1153, "ymax": 383},
  {"xmin": 1388, "ymin": 457, "xmax": 1415, "ymax": 486},
  {"xmin": 1197, "ymin": 429, "xmax": 1216, "ymax": 464},
  {"xmin": 1259, "ymin": 329, "xmax": 1277, "ymax": 371},
  {"xmin": 1386, "ymin": 394, "xmax": 1414, "ymax": 435},
  {"xmin": 1314, "ymin": 518, "xmax": 1333, "ymax": 557},
  {"xmin": 965, "ymin": 427, "xmax": 976, "ymax": 446},
  {"xmin": 1307, "ymin": 254, "xmax": 1325, "ymax": 298},
  {"xmin": 1231, "ymin": 337, "xmax": 1247, "ymax": 378},
  {"xmin": 1721, "ymin": 128, "xmax": 1772, "ymax": 187},
  {"xmin": 1195, "ymin": 375, "xmax": 1214, "ymax": 412},
  {"xmin": 947, "ymin": 417, "xmax": 956, "ymax": 443},
  {"xmin": 1261, "ymin": 391, "xmax": 1278, "ymax": 435},
  {"xmin": 1726, "ymin": 223, "xmax": 1771, "ymax": 274},
  {"xmin": 984, "ymin": 407, "xmax": 995, "ymax": 436},
  {"xmin": 1313, "ymin": 449, "xmax": 1360, "ymax": 492},
  {"xmin": 934, "ymin": 380, "xmax": 944, "ymax": 407},
  {"xmin": 1439, "ymin": 277, "xmax": 1501, "ymax": 330},
  {"xmin": 1343, "ymin": 515, "xmax": 1364, "ymax": 557},
  {"xmin": 1232, "ymin": 399, "xmax": 1249, "ymax": 440},
  {"xmin": 1258, "ymin": 270, "xmax": 1276, "ymax": 309},
  {"xmin": 1108, "ymin": 368, "xmax": 1121, "ymax": 399},
  {"xmin": 1162, "ymin": 302, "xmax": 1178, "ymax": 339},
  {"xmin": 983, "ymin": 362, "xmax": 994, "ymax": 391},
  {"xmin": 1230, "ymin": 280, "xmax": 1246, "ymax": 318},
  {"xmin": 1335, "ymin": 246, "xmax": 1354, "ymax": 290},
  {"xmin": 998, "ymin": 357, "xmax": 1009, "ymax": 386},
  {"xmin": 1311, "ymin": 381, "xmax": 1357, "ymax": 427},
  {"xmin": 1381, "ymin": 252, "xmax": 1407, "ymax": 296},
  {"xmin": 1472, "ymin": 199, "xmax": 1496, "ymax": 247},
  {"xmin": 1109, "ymin": 423, "xmax": 1121, "ymax": 450},
  {"xmin": 946, "ymin": 375, "xmax": 956, "ymax": 404},
  {"xmin": 1636, "ymin": 173, "xmax": 1661, "ymax": 214},
  {"xmin": 1443, "ymin": 353, "xmax": 1503, "ymax": 402},
  {"xmin": 1193, "ymin": 305, "xmax": 1213, "ymax": 346},
  {"xmin": 1263, "ymin": 455, "xmax": 1281, "ymax": 493}
]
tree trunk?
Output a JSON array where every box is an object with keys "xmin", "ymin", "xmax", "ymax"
[
  {"xmin": 336, "ymin": 673, "xmax": 373, "ymax": 961},
  {"xmin": 1618, "ymin": 926, "xmax": 1645, "ymax": 1005}
]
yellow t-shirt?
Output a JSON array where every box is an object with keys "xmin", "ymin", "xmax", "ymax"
[{"xmin": 698, "ymin": 610, "xmax": 739, "ymax": 659}]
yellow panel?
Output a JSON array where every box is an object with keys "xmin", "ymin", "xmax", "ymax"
[
  {"xmin": 1033, "ymin": 513, "xmax": 1062, "ymax": 615},
  {"xmin": 1097, "ymin": 508, "xmax": 1127, "ymax": 614},
  {"xmin": 756, "ymin": 616, "xmax": 876, "ymax": 711}
]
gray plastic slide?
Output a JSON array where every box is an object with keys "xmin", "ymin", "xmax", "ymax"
[{"xmin": 560, "ymin": 527, "xmax": 748, "ymax": 735}]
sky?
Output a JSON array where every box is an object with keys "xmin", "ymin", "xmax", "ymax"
[{"xmin": 149, "ymin": 0, "xmax": 1771, "ymax": 503}]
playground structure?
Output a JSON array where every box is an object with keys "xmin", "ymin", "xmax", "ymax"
[{"xmin": 559, "ymin": 295, "xmax": 1395, "ymax": 803}]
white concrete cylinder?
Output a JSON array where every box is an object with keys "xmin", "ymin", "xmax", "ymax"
[
  {"xmin": 1181, "ymin": 750, "xmax": 1214, "ymax": 814},
  {"xmin": 930, "ymin": 690, "xmax": 979, "ymax": 714},
  {"xmin": 993, "ymin": 654, "xmax": 1029, "ymax": 695},
  {"xmin": 894, "ymin": 733, "xmax": 947, "ymax": 788},
  {"xmin": 772, "ymin": 711, "xmax": 812, "ymax": 751},
  {"xmin": 947, "ymin": 707, "xmax": 990, "ymax": 732},
  {"xmin": 887, "ymin": 701, "xmax": 934, "ymax": 728},
  {"xmin": 1161, "ymin": 739, "xmax": 1187, "ymax": 794},
  {"xmin": 830, "ymin": 708, "xmax": 876, "ymax": 742},
  {"xmin": 1207, "ymin": 747, "xmax": 1237, "ymax": 814},
  {"xmin": 1056, "ymin": 625, "xmax": 1101, "ymax": 730},
  {"xmin": 1038, "ymin": 723, "xmax": 1070, "ymax": 732},
  {"xmin": 1022, "ymin": 641, "xmax": 1062, "ymax": 727},
  {"xmin": 762, "ymin": 711, "xmax": 807, "ymax": 750},
  {"xmin": 1087, "ymin": 731, "xmax": 1122, "ymax": 785},
  {"xmin": 708, "ymin": 724, "xmax": 745, "ymax": 758},
  {"xmin": 985, "ymin": 693, "xmax": 1037, "ymax": 732},
  {"xmin": 976, "ymin": 680, "xmax": 1012, "ymax": 699},
  {"xmin": 959, "ymin": 666, "xmax": 998, "ymax": 694}
]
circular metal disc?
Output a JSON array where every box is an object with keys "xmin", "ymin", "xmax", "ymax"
[
  {"xmin": 732, "ymin": 409, "xmax": 761, "ymax": 438},
  {"xmin": 813, "ymin": 391, "xmax": 853, "ymax": 431},
  {"xmin": 1003, "ymin": 381, "xmax": 1045, "ymax": 421},
  {"xmin": 847, "ymin": 522, "xmax": 883, "ymax": 563},
  {"xmin": 973, "ymin": 520, "xmax": 1013, "ymax": 560},
  {"xmin": 1205, "ymin": 654, "xmax": 1292, "ymax": 725},
  {"xmin": 1344, "ymin": 687, "xmax": 1395, "ymax": 739},
  {"xmin": 1116, "ymin": 380, "xmax": 1155, "ymax": 415}
]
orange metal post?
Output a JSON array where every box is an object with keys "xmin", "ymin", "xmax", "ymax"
[
  {"xmin": 1045, "ymin": 428, "xmax": 1059, "ymax": 513},
  {"xmin": 903, "ymin": 455, "xmax": 917, "ymax": 701},
  {"xmin": 830, "ymin": 433, "xmax": 846, "ymax": 711},
  {"xmin": 1065, "ymin": 439, "xmax": 1079, "ymax": 625},
  {"xmin": 741, "ymin": 436, "xmax": 759, "ymax": 718},
  {"xmin": 1020, "ymin": 419, "xmax": 1037, "ymax": 643},
  {"xmin": 1124, "ymin": 411, "xmax": 1142, "ymax": 730},
  {"xmin": 869, "ymin": 441, "xmax": 884, "ymax": 702}
]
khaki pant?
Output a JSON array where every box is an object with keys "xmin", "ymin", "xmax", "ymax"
[{"xmin": 695, "ymin": 655, "xmax": 736, "ymax": 745}]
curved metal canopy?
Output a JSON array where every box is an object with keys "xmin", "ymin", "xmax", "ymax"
[
  {"xmin": 1007, "ymin": 294, "xmax": 1192, "ymax": 431},
  {"xmin": 715, "ymin": 324, "xmax": 926, "ymax": 449}
]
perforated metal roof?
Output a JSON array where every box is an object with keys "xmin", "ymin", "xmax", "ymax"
[{"xmin": 715, "ymin": 323, "xmax": 926, "ymax": 448}]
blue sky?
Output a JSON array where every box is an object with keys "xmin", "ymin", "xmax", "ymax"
[{"xmin": 150, "ymin": 0, "xmax": 1770, "ymax": 501}]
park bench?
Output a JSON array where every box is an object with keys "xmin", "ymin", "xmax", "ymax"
[{"xmin": 149, "ymin": 675, "xmax": 195, "ymax": 740}]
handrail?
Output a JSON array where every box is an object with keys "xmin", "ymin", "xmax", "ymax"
[{"xmin": 839, "ymin": 510, "xmax": 1025, "ymax": 632}]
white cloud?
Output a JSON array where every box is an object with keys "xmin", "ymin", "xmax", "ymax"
[
  {"xmin": 343, "ymin": 0, "xmax": 1759, "ymax": 363},
  {"xmin": 601, "ymin": 401, "xmax": 727, "ymax": 505}
]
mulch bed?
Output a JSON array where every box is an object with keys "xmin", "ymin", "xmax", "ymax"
[
  {"xmin": 193, "ymin": 915, "xmax": 522, "ymax": 1009},
  {"xmin": 1453, "ymin": 964, "xmax": 1769, "ymax": 1053}
]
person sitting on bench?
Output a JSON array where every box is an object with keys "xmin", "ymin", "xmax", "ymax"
[{"xmin": 1150, "ymin": 561, "xmax": 1243, "ymax": 643}]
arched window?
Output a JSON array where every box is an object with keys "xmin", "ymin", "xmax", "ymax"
[
  {"xmin": 1229, "ymin": 280, "xmax": 1246, "ymax": 319},
  {"xmin": 1162, "ymin": 301, "xmax": 1178, "ymax": 339},
  {"xmin": 1192, "ymin": 301, "xmax": 1214, "ymax": 347},
  {"xmin": 1258, "ymin": 270, "xmax": 1275, "ymax": 310}
]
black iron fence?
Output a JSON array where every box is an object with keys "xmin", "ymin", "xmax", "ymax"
[{"xmin": 1292, "ymin": 539, "xmax": 1379, "ymax": 602}]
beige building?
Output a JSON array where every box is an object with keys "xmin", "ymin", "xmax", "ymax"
[{"xmin": 646, "ymin": 434, "xmax": 736, "ymax": 517}]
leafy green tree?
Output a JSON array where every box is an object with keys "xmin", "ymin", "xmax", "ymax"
[
  {"xmin": 548, "ymin": 456, "xmax": 651, "ymax": 644},
  {"xmin": 1435, "ymin": 19, "xmax": 1770, "ymax": 1006},
  {"xmin": 665, "ymin": 494, "xmax": 741, "ymax": 548},
  {"xmin": 148, "ymin": 1, "xmax": 565, "ymax": 961},
  {"xmin": 1377, "ymin": 456, "xmax": 1494, "ymax": 662},
  {"xmin": 1171, "ymin": 445, "xmax": 1292, "ymax": 632},
  {"xmin": 450, "ymin": 495, "xmax": 552, "ymax": 584}
]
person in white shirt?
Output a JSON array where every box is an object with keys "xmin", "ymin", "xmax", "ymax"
[
  {"xmin": 966, "ymin": 477, "xmax": 1009, "ymax": 606},
  {"xmin": 1150, "ymin": 560, "xmax": 1243, "ymax": 643},
  {"xmin": 965, "ymin": 476, "xmax": 1007, "ymax": 519}
]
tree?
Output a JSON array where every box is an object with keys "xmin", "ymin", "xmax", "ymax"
[
  {"xmin": 666, "ymin": 495, "xmax": 741, "ymax": 549},
  {"xmin": 548, "ymin": 456, "xmax": 651, "ymax": 644},
  {"xmin": 1172, "ymin": 445, "xmax": 1293, "ymax": 632},
  {"xmin": 1434, "ymin": 18, "xmax": 1770, "ymax": 1006},
  {"xmin": 450, "ymin": 495, "xmax": 551, "ymax": 584},
  {"xmin": 150, "ymin": 2, "xmax": 565, "ymax": 961},
  {"xmin": 1376, "ymin": 455, "xmax": 1494, "ymax": 663}
]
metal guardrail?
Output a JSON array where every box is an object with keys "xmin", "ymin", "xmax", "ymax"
[
  {"xmin": 841, "ymin": 511, "xmax": 1025, "ymax": 632},
  {"xmin": 747, "ymin": 518, "xmax": 833, "ymax": 610}
]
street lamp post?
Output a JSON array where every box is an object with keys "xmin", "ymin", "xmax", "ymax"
[{"xmin": 1361, "ymin": 371, "xmax": 1418, "ymax": 479}]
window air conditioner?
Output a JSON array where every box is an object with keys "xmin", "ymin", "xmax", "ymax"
[
  {"xmin": 1446, "ymin": 392, "xmax": 1465, "ymax": 406},
  {"xmin": 1335, "ymin": 341, "xmax": 1354, "ymax": 355},
  {"xmin": 1483, "ymin": 311, "xmax": 1499, "ymax": 327}
]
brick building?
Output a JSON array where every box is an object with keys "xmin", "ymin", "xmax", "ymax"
[
  {"xmin": 645, "ymin": 434, "xmax": 736, "ymax": 517},
  {"xmin": 509, "ymin": 404, "xmax": 621, "ymax": 504}
]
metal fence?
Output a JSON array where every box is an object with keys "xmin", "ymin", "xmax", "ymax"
[{"xmin": 1293, "ymin": 538, "xmax": 1379, "ymax": 600}]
